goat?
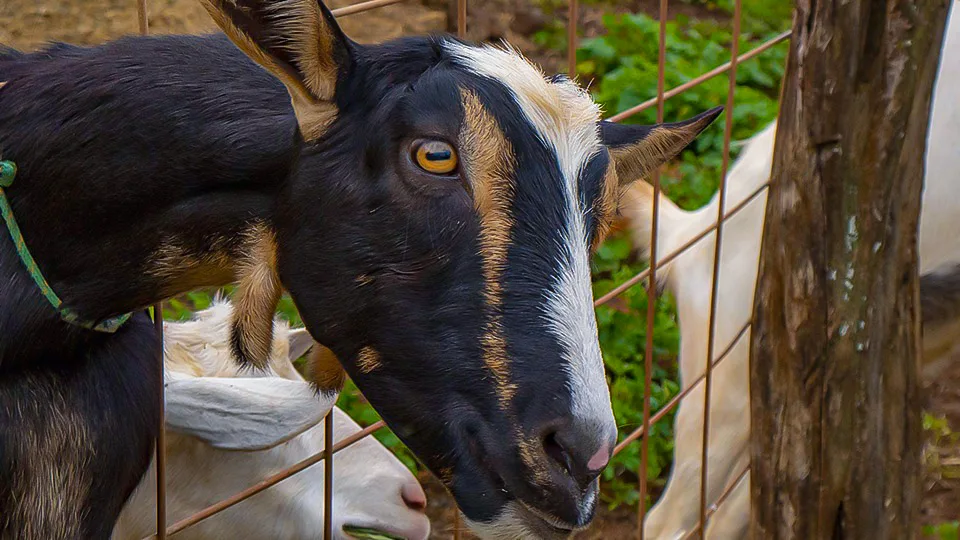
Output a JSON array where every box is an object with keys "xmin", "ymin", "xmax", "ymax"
[
  {"xmin": 111, "ymin": 300, "xmax": 430, "ymax": 540},
  {"xmin": 621, "ymin": 4, "xmax": 960, "ymax": 537},
  {"xmin": 0, "ymin": 0, "xmax": 722, "ymax": 536}
]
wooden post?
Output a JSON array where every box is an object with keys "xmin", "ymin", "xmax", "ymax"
[{"xmin": 749, "ymin": 0, "xmax": 950, "ymax": 538}]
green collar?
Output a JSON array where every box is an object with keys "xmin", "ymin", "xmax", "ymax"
[{"xmin": 0, "ymin": 160, "xmax": 131, "ymax": 333}]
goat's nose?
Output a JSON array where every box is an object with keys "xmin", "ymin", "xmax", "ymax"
[
  {"xmin": 400, "ymin": 481, "xmax": 427, "ymax": 511},
  {"xmin": 543, "ymin": 421, "xmax": 616, "ymax": 488}
]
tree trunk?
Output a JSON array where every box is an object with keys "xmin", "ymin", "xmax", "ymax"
[{"xmin": 749, "ymin": 0, "xmax": 950, "ymax": 538}]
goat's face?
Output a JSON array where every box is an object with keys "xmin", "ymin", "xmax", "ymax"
[{"xmin": 202, "ymin": 0, "xmax": 720, "ymax": 536}]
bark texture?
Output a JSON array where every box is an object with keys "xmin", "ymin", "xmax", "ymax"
[{"xmin": 749, "ymin": 0, "xmax": 950, "ymax": 538}]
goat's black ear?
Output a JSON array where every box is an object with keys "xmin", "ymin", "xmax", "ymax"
[
  {"xmin": 600, "ymin": 106, "xmax": 724, "ymax": 186},
  {"xmin": 200, "ymin": 0, "xmax": 354, "ymax": 140}
]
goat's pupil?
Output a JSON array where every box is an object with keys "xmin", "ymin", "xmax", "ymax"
[{"xmin": 426, "ymin": 150, "xmax": 451, "ymax": 161}]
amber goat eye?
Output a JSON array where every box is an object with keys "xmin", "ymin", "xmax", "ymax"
[{"xmin": 414, "ymin": 140, "xmax": 458, "ymax": 175}]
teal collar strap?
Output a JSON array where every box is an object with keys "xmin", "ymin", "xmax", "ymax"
[{"xmin": 0, "ymin": 160, "xmax": 131, "ymax": 333}]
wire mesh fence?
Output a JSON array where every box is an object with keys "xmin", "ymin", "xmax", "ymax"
[{"xmin": 128, "ymin": 0, "xmax": 791, "ymax": 537}]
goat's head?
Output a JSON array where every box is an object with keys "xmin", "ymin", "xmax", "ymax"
[
  {"xmin": 156, "ymin": 302, "xmax": 430, "ymax": 540},
  {"xmin": 201, "ymin": 0, "xmax": 720, "ymax": 536}
]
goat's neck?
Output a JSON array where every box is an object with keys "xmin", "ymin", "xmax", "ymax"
[
  {"xmin": 0, "ymin": 33, "xmax": 301, "ymax": 368},
  {"xmin": 0, "ymin": 182, "xmax": 284, "ymax": 366}
]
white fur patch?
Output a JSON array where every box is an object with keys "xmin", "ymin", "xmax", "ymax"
[{"xmin": 444, "ymin": 40, "xmax": 615, "ymax": 434}]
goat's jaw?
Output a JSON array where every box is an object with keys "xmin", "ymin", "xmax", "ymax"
[{"xmin": 462, "ymin": 502, "xmax": 589, "ymax": 540}]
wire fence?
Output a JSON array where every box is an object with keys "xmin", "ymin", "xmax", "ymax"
[{"xmin": 129, "ymin": 0, "xmax": 791, "ymax": 537}]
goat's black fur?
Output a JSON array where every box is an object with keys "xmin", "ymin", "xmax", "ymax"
[
  {"xmin": 0, "ymin": 34, "xmax": 297, "ymax": 538},
  {"xmin": 0, "ymin": 312, "xmax": 160, "ymax": 538}
]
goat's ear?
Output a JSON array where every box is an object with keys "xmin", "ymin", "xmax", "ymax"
[
  {"xmin": 601, "ymin": 106, "xmax": 724, "ymax": 185},
  {"xmin": 164, "ymin": 377, "xmax": 337, "ymax": 451},
  {"xmin": 200, "ymin": 0, "xmax": 353, "ymax": 141},
  {"xmin": 287, "ymin": 328, "xmax": 315, "ymax": 362}
]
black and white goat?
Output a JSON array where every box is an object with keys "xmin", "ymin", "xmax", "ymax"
[{"xmin": 0, "ymin": 0, "xmax": 721, "ymax": 537}]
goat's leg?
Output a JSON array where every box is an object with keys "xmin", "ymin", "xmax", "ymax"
[
  {"xmin": 644, "ymin": 356, "xmax": 750, "ymax": 539},
  {"xmin": 643, "ymin": 386, "xmax": 712, "ymax": 539},
  {"xmin": 704, "ymin": 471, "xmax": 750, "ymax": 540}
]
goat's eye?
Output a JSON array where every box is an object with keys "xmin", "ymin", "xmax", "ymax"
[{"xmin": 413, "ymin": 140, "xmax": 458, "ymax": 175}]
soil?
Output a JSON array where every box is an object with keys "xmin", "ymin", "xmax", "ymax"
[
  {"xmin": 0, "ymin": 0, "xmax": 724, "ymax": 80},
  {"xmin": 2, "ymin": 0, "xmax": 957, "ymax": 536}
]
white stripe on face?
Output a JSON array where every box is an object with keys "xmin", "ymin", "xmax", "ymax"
[{"xmin": 443, "ymin": 41, "xmax": 615, "ymax": 432}]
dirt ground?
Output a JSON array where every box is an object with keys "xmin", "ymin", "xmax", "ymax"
[{"xmin": 3, "ymin": 0, "xmax": 958, "ymax": 536}]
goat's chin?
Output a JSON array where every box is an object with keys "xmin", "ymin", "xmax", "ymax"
[{"xmin": 463, "ymin": 503, "xmax": 577, "ymax": 540}]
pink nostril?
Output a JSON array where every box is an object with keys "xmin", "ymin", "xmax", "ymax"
[
  {"xmin": 400, "ymin": 482, "xmax": 427, "ymax": 511},
  {"xmin": 587, "ymin": 441, "xmax": 611, "ymax": 472}
]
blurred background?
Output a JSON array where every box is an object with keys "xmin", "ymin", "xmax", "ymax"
[{"xmin": 2, "ymin": 0, "xmax": 956, "ymax": 537}]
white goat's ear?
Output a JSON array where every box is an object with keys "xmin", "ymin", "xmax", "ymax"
[
  {"xmin": 287, "ymin": 328, "xmax": 315, "ymax": 362},
  {"xmin": 164, "ymin": 377, "xmax": 337, "ymax": 451},
  {"xmin": 600, "ymin": 106, "xmax": 724, "ymax": 186}
]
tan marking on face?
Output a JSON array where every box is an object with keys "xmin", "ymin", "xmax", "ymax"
[
  {"xmin": 518, "ymin": 435, "xmax": 554, "ymax": 487},
  {"xmin": 437, "ymin": 467, "xmax": 454, "ymax": 486},
  {"xmin": 459, "ymin": 88, "xmax": 519, "ymax": 406},
  {"xmin": 305, "ymin": 343, "xmax": 346, "ymax": 393},
  {"xmin": 199, "ymin": 0, "xmax": 338, "ymax": 142},
  {"xmin": 444, "ymin": 43, "xmax": 602, "ymax": 195},
  {"xmin": 11, "ymin": 386, "xmax": 93, "ymax": 539},
  {"xmin": 356, "ymin": 346, "xmax": 382, "ymax": 374},
  {"xmin": 230, "ymin": 222, "xmax": 282, "ymax": 368},
  {"xmin": 445, "ymin": 42, "xmax": 600, "ymax": 147}
]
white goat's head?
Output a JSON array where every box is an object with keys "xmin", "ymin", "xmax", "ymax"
[{"xmin": 113, "ymin": 298, "xmax": 430, "ymax": 540}]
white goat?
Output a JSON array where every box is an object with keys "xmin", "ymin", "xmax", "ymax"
[
  {"xmin": 111, "ymin": 301, "xmax": 431, "ymax": 540},
  {"xmin": 620, "ymin": 5, "xmax": 960, "ymax": 538}
]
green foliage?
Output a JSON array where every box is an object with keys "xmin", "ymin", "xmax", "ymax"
[
  {"xmin": 924, "ymin": 522, "xmax": 960, "ymax": 540},
  {"xmin": 923, "ymin": 411, "xmax": 960, "ymax": 488},
  {"xmin": 924, "ymin": 411, "xmax": 957, "ymax": 444},
  {"xmin": 573, "ymin": 11, "xmax": 786, "ymax": 210},
  {"xmin": 680, "ymin": 0, "xmax": 793, "ymax": 34}
]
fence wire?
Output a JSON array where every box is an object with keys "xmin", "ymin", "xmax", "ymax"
[
  {"xmin": 699, "ymin": 0, "xmax": 741, "ymax": 534},
  {"xmin": 127, "ymin": 0, "xmax": 790, "ymax": 538}
]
